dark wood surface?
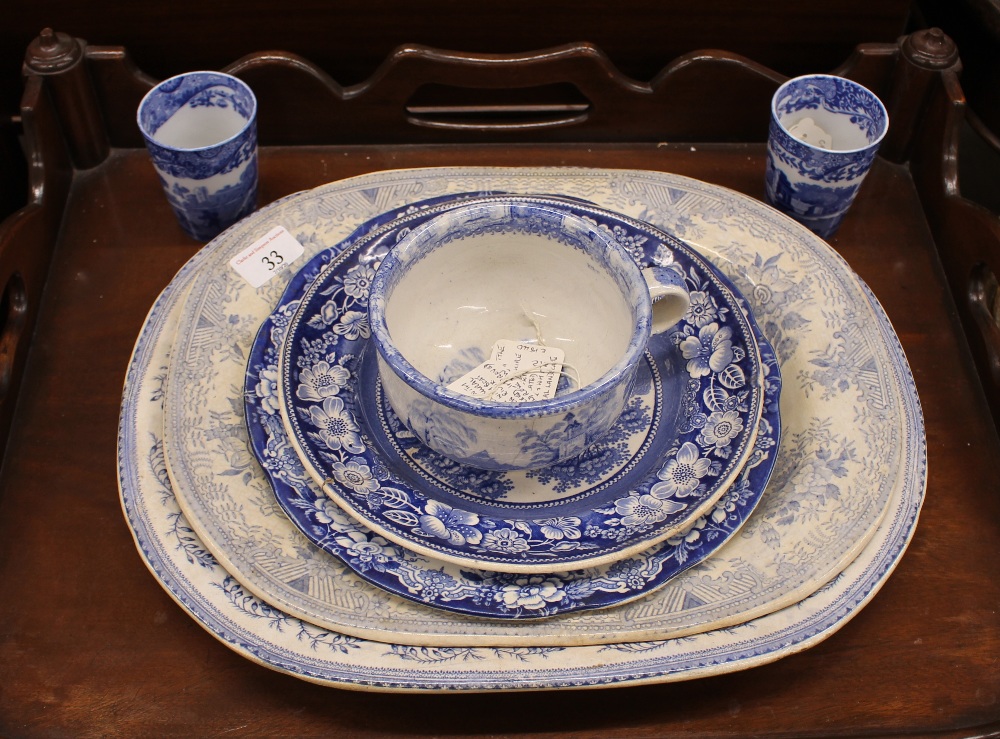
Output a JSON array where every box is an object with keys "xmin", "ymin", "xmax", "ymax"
[
  {"xmin": 2, "ymin": 29, "xmax": 1000, "ymax": 737},
  {"xmin": 0, "ymin": 0, "xmax": 914, "ymax": 121},
  {"xmin": 1, "ymin": 141, "xmax": 999, "ymax": 736},
  {"xmin": 916, "ymin": 0, "xmax": 1000, "ymax": 137}
]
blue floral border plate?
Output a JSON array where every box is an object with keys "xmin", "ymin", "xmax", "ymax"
[
  {"xmin": 274, "ymin": 194, "xmax": 767, "ymax": 573},
  {"xmin": 247, "ymin": 193, "xmax": 781, "ymax": 618},
  {"xmin": 125, "ymin": 166, "xmax": 926, "ymax": 689}
]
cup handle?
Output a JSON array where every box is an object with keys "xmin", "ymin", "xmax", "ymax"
[{"xmin": 642, "ymin": 266, "xmax": 689, "ymax": 334}]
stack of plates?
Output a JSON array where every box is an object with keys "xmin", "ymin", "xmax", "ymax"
[{"xmin": 118, "ymin": 167, "xmax": 926, "ymax": 691}]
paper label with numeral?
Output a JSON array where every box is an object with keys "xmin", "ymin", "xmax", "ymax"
[
  {"xmin": 448, "ymin": 340, "xmax": 566, "ymax": 402},
  {"xmin": 229, "ymin": 225, "xmax": 305, "ymax": 288}
]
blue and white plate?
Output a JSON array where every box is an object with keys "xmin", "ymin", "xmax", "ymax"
[
  {"xmin": 246, "ymin": 194, "xmax": 781, "ymax": 619},
  {"xmin": 275, "ymin": 196, "xmax": 766, "ymax": 572},
  {"xmin": 125, "ymin": 166, "xmax": 925, "ymax": 688}
]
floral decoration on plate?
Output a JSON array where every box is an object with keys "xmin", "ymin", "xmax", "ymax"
[
  {"xmin": 246, "ymin": 194, "xmax": 781, "ymax": 618},
  {"xmin": 273, "ymin": 195, "xmax": 766, "ymax": 572},
  {"xmin": 125, "ymin": 166, "xmax": 925, "ymax": 689}
]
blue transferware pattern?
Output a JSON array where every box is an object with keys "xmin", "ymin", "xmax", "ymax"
[
  {"xmin": 160, "ymin": 169, "xmax": 914, "ymax": 646},
  {"xmin": 246, "ymin": 194, "xmax": 781, "ymax": 619},
  {"xmin": 276, "ymin": 197, "xmax": 765, "ymax": 572},
  {"xmin": 369, "ymin": 346, "xmax": 658, "ymax": 500},
  {"xmin": 120, "ymin": 166, "xmax": 925, "ymax": 689},
  {"xmin": 764, "ymin": 74, "xmax": 888, "ymax": 238},
  {"xmin": 367, "ymin": 200, "xmax": 670, "ymax": 471},
  {"xmin": 137, "ymin": 72, "xmax": 258, "ymax": 241}
]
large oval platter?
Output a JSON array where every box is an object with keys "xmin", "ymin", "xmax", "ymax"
[{"xmin": 145, "ymin": 167, "xmax": 922, "ymax": 653}]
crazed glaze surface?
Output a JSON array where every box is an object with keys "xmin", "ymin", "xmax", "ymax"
[{"xmin": 122, "ymin": 167, "xmax": 926, "ymax": 688}]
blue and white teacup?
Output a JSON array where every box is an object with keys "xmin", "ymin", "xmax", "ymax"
[
  {"xmin": 764, "ymin": 74, "xmax": 888, "ymax": 238},
  {"xmin": 138, "ymin": 71, "xmax": 258, "ymax": 241},
  {"xmin": 368, "ymin": 200, "xmax": 690, "ymax": 471}
]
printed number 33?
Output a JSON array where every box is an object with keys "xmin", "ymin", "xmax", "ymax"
[{"xmin": 261, "ymin": 250, "xmax": 284, "ymax": 271}]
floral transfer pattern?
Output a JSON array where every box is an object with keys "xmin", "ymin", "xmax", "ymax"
[
  {"xmin": 138, "ymin": 72, "xmax": 259, "ymax": 240},
  {"xmin": 244, "ymin": 195, "xmax": 782, "ymax": 616},
  {"xmin": 274, "ymin": 195, "xmax": 766, "ymax": 571},
  {"xmin": 764, "ymin": 76, "xmax": 888, "ymax": 237},
  {"xmin": 375, "ymin": 364, "xmax": 656, "ymax": 501},
  {"xmin": 129, "ymin": 167, "xmax": 925, "ymax": 687}
]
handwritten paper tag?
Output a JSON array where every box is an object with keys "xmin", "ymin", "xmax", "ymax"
[
  {"xmin": 448, "ymin": 340, "xmax": 565, "ymax": 402},
  {"xmin": 229, "ymin": 225, "xmax": 305, "ymax": 288}
]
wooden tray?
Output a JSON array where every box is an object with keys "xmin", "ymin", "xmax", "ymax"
[{"xmin": 1, "ymin": 27, "xmax": 998, "ymax": 737}]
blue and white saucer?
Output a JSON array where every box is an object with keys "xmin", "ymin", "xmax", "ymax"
[
  {"xmin": 262, "ymin": 198, "xmax": 764, "ymax": 574},
  {"xmin": 274, "ymin": 194, "xmax": 767, "ymax": 572},
  {"xmin": 246, "ymin": 194, "xmax": 781, "ymax": 618}
]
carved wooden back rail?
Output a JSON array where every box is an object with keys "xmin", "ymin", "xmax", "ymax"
[{"xmin": 1, "ymin": 27, "xmax": 999, "ymax": 458}]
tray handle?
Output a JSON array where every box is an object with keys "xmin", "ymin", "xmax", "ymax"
[
  {"xmin": 970, "ymin": 263, "xmax": 1000, "ymax": 392},
  {"xmin": 0, "ymin": 73, "xmax": 74, "ymax": 457},
  {"xmin": 356, "ymin": 43, "xmax": 635, "ymax": 132},
  {"xmin": 221, "ymin": 42, "xmax": 785, "ymax": 144},
  {"xmin": 910, "ymin": 49, "xmax": 1000, "ymax": 430}
]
